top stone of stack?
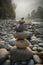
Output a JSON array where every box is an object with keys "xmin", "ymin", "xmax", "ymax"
[{"xmin": 15, "ymin": 18, "xmax": 25, "ymax": 32}]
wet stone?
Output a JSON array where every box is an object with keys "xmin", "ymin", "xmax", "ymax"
[
  {"xmin": 21, "ymin": 61, "xmax": 27, "ymax": 65},
  {"xmin": 9, "ymin": 39, "xmax": 16, "ymax": 46},
  {"xmin": 2, "ymin": 60, "xmax": 10, "ymax": 65},
  {"xmin": 14, "ymin": 63, "xmax": 17, "ymax": 65},
  {"xmin": 39, "ymin": 51, "xmax": 43, "ymax": 60},
  {"xmin": 32, "ymin": 47, "xmax": 37, "ymax": 51},
  {"xmin": 38, "ymin": 43, "xmax": 43, "ymax": 47},
  {"xmin": 33, "ymin": 55, "xmax": 42, "ymax": 64},
  {"xmin": 35, "ymin": 64, "xmax": 43, "ymax": 65},
  {"xmin": 32, "ymin": 51, "xmax": 39, "ymax": 55},
  {"xmin": 0, "ymin": 41, "xmax": 5, "ymax": 48},
  {"xmin": 37, "ymin": 47, "xmax": 43, "ymax": 52},
  {"xmin": 33, "ymin": 44, "xmax": 39, "ymax": 47},
  {"xmin": 28, "ymin": 59, "xmax": 34, "ymax": 65}
]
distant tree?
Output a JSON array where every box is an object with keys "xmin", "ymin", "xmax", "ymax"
[
  {"xmin": 27, "ymin": 14, "xmax": 31, "ymax": 19},
  {"xmin": 0, "ymin": 0, "xmax": 16, "ymax": 19},
  {"xmin": 31, "ymin": 10, "xmax": 36, "ymax": 19},
  {"xmin": 27, "ymin": 6, "xmax": 43, "ymax": 19},
  {"xmin": 13, "ymin": 3, "xmax": 16, "ymax": 10},
  {"xmin": 36, "ymin": 7, "xmax": 43, "ymax": 19}
]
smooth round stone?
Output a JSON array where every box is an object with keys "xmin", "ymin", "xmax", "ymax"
[
  {"xmin": 7, "ymin": 34, "xmax": 14, "ymax": 39},
  {"xmin": 31, "ymin": 35, "xmax": 37, "ymax": 40},
  {"xmin": 28, "ymin": 59, "xmax": 34, "ymax": 65},
  {"xmin": 15, "ymin": 24, "xmax": 25, "ymax": 32},
  {"xmin": 9, "ymin": 41, "xmax": 15, "ymax": 46},
  {"xmin": 35, "ymin": 64, "xmax": 43, "ymax": 65},
  {"xmin": 0, "ymin": 48, "xmax": 9, "ymax": 63},
  {"xmin": 10, "ymin": 47, "xmax": 33, "ymax": 61},
  {"xmin": 39, "ymin": 51, "xmax": 43, "ymax": 60},
  {"xmin": 31, "ymin": 38, "xmax": 42, "ymax": 44},
  {"xmin": 32, "ymin": 51, "xmax": 39, "ymax": 55},
  {"xmin": 32, "ymin": 47, "xmax": 37, "ymax": 51},
  {"xmin": 9, "ymin": 38, "xmax": 16, "ymax": 46},
  {"xmin": 21, "ymin": 61, "xmax": 27, "ymax": 65},
  {"xmin": 37, "ymin": 34, "xmax": 43, "ymax": 37},
  {"xmin": 0, "ymin": 41, "xmax": 5, "ymax": 48},
  {"xmin": 31, "ymin": 40, "xmax": 36, "ymax": 45},
  {"xmin": 36, "ymin": 28, "xmax": 43, "ymax": 35},
  {"xmin": 14, "ymin": 31, "xmax": 32, "ymax": 39},
  {"xmin": 33, "ymin": 44, "xmax": 39, "ymax": 47},
  {"xmin": 37, "ymin": 47, "xmax": 43, "ymax": 52},
  {"xmin": 33, "ymin": 55, "xmax": 42, "ymax": 64},
  {"xmin": 4, "ymin": 44, "xmax": 14, "ymax": 51},
  {"xmin": 38, "ymin": 43, "xmax": 43, "ymax": 47},
  {"xmin": 14, "ymin": 63, "xmax": 18, "ymax": 65},
  {"xmin": 15, "ymin": 39, "xmax": 30, "ymax": 48},
  {"xmin": 29, "ymin": 44, "xmax": 33, "ymax": 49},
  {"xmin": 2, "ymin": 60, "xmax": 10, "ymax": 65}
]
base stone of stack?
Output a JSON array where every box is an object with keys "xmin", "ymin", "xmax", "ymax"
[{"xmin": 10, "ymin": 47, "xmax": 33, "ymax": 61}]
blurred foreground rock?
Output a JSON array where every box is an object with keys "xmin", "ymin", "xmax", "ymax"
[{"xmin": 0, "ymin": 48, "xmax": 9, "ymax": 63}]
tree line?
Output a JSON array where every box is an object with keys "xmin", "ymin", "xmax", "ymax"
[{"xmin": 27, "ymin": 6, "xmax": 43, "ymax": 19}]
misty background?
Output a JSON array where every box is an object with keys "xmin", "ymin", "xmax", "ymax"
[{"xmin": 12, "ymin": 0, "xmax": 43, "ymax": 20}]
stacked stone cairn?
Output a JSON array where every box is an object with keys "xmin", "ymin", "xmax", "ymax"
[{"xmin": 10, "ymin": 19, "xmax": 33, "ymax": 65}]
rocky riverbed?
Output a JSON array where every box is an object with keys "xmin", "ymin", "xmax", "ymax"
[{"xmin": 0, "ymin": 21, "xmax": 43, "ymax": 65}]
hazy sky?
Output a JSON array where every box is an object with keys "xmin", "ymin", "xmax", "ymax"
[{"xmin": 12, "ymin": 0, "xmax": 43, "ymax": 20}]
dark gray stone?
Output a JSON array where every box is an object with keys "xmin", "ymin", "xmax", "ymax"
[
  {"xmin": 10, "ymin": 48, "xmax": 33, "ymax": 61},
  {"xmin": 28, "ymin": 59, "xmax": 34, "ymax": 65},
  {"xmin": 15, "ymin": 24, "xmax": 25, "ymax": 32},
  {"xmin": 38, "ymin": 43, "xmax": 43, "ymax": 47},
  {"xmin": 39, "ymin": 51, "xmax": 43, "ymax": 60}
]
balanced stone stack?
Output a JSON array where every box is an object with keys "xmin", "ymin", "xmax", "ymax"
[{"xmin": 10, "ymin": 20, "xmax": 33, "ymax": 62}]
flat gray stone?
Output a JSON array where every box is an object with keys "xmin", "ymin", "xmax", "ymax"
[
  {"xmin": 38, "ymin": 43, "xmax": 43, "ymax": 47},
  {"xmin": 28, "ymin": 59, "xmax": 34, "ymax": 65}
]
